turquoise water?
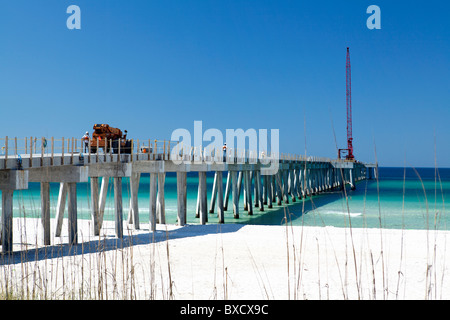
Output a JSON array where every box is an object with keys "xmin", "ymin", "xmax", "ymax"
[
  {"xmin": 3, "ymin": 167, "xmax": 450, "ymax": 230},
  {"xmin": 298, "ymin": 168, "xmax": 450, "ymax": 230}
]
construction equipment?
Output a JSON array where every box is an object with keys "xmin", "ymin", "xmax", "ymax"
[
  {"xmin": 89, "ymin": 124, "xmax": 132, "ymax": 154},
  {"xmin": 338, "ymin": 47, "xmax": 355, "ymax": 161}
]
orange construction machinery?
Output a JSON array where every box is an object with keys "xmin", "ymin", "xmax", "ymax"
[{"xmin": 89, "ymin": 124, "xmax": 132, "ymax": 154}]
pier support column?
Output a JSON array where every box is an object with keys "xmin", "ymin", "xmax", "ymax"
[
  {"xmin": 311, "ymin": 168, "xmax": 316, "ymax": 194},
  {"xmin": 149, "ymin": 173, "xmax": 157, "ymax": 232},
  {"xmin": 237, "ymin": 171, "xmax": 243, "ymax": 202},
  {"xmin": 289, "ymin": 170, "xmax": 296, "ymax": 202},
  {"xmin": 113, "ymin": 177, "xmax": 123, "ymax": 239},
  {"xmin": 55, "ymin": 182, "xmax": 68, "ymax": 237},
  {"xmin": 209, "ymin": 172, "xmax": 218, "ymax": 213},
  {"xmin": 68, "ymin": 182, "xmax": 78, "ymax": 245},
  {"xmin": 262, "ymin": 175, "xmax": 268, "ymax": 205},
  {"xmin": 231, "ymin": 171, "xmax": 239, "ymax": 219},
  {"xmin": 224, "ymin": 172, "xmax": 231, "ymax": 211},
  {"xmin": 350, "ymin": 169, "xmax": 356, "ymax": 190},
  {"xmin": 98, "ymin": 177, "xmax": 109, "ymax": 230},
  {"xmin": 271, "ymin": 176, "xmax": 277, "ymax": 203},
  {"xmin": 90, "ymin": 178, "xmax": 100, "ymax": 236},
  {"xmin": 326, "ymin": 167, "xmax": 331, "ymax": 189},
  {"xmin": 157, "ymin": 173, "xmax": 166, "ymax": 224},
  {"xmin": 243, "ymin": 172, "xmax": 248, "ymax": 211},
  {"xmin": 311, "ymin": 168, "xmax": 317, "ymax": 194},
  {"xmin": 256, "ymin": 170, "xmax": 264, "ymax": 211},
  {"xmin": 302, "ymin": 167, "xmax": 307, "ymax": 197},
  {"xmin": 283, "ymin": 170, "xmax": 289, "ymax": 204},
  {"xmin": 1, "ymin": 190, "xmax": 14, "ymax": 254},
  {"xmin": 40, "ymin": 182, "xmax": 51, "ymax": 246},
  {"xmin": 296, "ymin": 168, "xmax": 302, "ymax": 199},
  {"xmin": 245, "ymin": 171, "xmax": 253, "ymax": 215},
  {"xmin": 217, "ymin": 171, "xmax": 224, "ymax": 223},
  {"xmin": 198, "ymin": 172, "xmax": 207, "ymax": 224},
  {"xmin": 128, "ymin": 172, "xmax": 140, "ymax": 230},
  {"xmin": 292, "ymin": 169, "xmax": 298, "ymax": 200},
  {"xmin": 196, "ymin": 183, "xmax": 200, "ymax": 218},
  {"xmin": 275, "ymin": 173, "xmax": 283, "ymax": 205},
  {"xmin": 317, "ymin": 168, "xmax": 323, "ymax": 192},
  {"xmin": 177, "ymin": 172, "xmax": 187, "ymax": 226},
  {"xmin": 253, "ymin": 171, "xmax": 259, "ymax": 208},
  {"xmin": 266, "ymin": 174, "xmax": 273, "ymax": 208}
]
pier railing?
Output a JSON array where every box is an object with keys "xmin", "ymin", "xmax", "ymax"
[{"xmin": 1, "ymin": 136, "xmax": 341, "ymax": 169}]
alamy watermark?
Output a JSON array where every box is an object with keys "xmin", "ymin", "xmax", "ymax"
[
  {"xmin": 66, "ymin": 5, "xmax": 380, "ymax": 31},
  {"xmin": 67, "ymin": 5, "xmax": 81, "ymax": 30},
  {"xmin": 367, "ymin": 5, "xmax": 381, "ymax": 30},
  {"xmin": 170, "ymin": 121, "xmax": 279, "ymax": 175}
]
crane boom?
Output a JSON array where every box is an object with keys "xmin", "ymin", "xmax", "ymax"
[{"xmin": 338, "ymin": 47, "xmax": 355, "ymax": 161}]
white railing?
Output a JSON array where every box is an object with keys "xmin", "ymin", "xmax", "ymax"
[{"xmin": 0, "ymin": 136, "xmax": 342, "ymax": 168}]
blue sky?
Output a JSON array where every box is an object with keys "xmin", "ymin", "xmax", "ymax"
[{"xmin": 1, "ymin": 1, "xmax": 449, "ymax": 167}]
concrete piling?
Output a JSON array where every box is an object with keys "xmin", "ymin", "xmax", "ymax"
[
  {"xmin": 209, "ymin": 172, "xmax": 218, "ymax": 214},
  {"xmin": 223, "ymin": 172, "xmax": 231, "ymax": 211},
  {"xmin": 231, "ymin": 170, "xmax": 239, "ymax": 219},
  {"xmin": 1, "ymin": 190, "xmax": 14, "ymax": 254},
  {"xmin": 40, "ymin": 182, "xmax": 50, "ymax": 245},
  {"xmin": 217, "ymin": 171, "xmax": 224, "ymax": 223},
  {"xmin": 198, "ymin": 171, "xmax": 207, "ymax": 224},
  {"xmin": 177, "ymin": 171, "xmax": 187, "ymax": 226},
  {"xmin": 113, "ymin": 177, "xmax": 123, "ymax": 239},
  {"xmin": 68, "ymin": 182, "xmax": 78, "ymax": 245},
  {"xmin": 90, "ymin": 177, "xmax": 100, "ymax": 235},
  {"xmin": 149, "ymin": 173, "xmax": 157, "ymax": 232},
  {"xmin": 128, "ymin": 172, "xmax": 140, "ymax": 229},
  {"xmin": 157, "ymin": 173, "xmax": 166, "ymax": 224},
  {"xmin": 55, "ymin": 182, "xmax": 68, "ymax": 237}
]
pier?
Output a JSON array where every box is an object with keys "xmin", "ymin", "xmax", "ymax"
[{"xmin": 0, "ymin": 137, "xmax": 377, "ymax": 253}]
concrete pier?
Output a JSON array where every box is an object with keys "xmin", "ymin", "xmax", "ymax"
[
  {"xmin": 0, "ymin": 136, "xmax": 375, "ymax": 253},
  {"xmin": 177, "ymin": 171, "xmax": 187, "ymax": 225}
]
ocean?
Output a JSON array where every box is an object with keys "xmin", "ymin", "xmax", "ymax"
[{"xmin": 3, "ymin": 167, "xmax": 450, "ymax": 231}]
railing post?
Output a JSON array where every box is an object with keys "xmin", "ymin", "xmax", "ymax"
[
  {"xmin": 118, "ymin": 138, "xmax": 121, "ymax": 161},
  {"xmin": 109, "ymin": 138, "xmax": 113, "ymax": 161},
  {"xmin": 71, "ymin": 137, "xmax": 74, "ymax": 164},
  {"xmin": 61, "ymin": 137, "xmax": 65, "ymax": 165},
  {"xmin": 163, "ymin": 140, "xmax": 166, "ymax": 160},
  {"xmin": 168, "ymin": 140, "xmax": 171, "ymax": 160},
  {"xmin": 51, "ymin": 137, "xmax": 54, "ymax": 166},
  {"xmin": 4, "ymin": 136, "xmax": 8, "ymax": 169},
  {"xmin": 41, "ymin": 137, "xmax": 44, "ymax": 167},
  {"xmin": 88, "ymin": 136, "xmax": 91, "ymax": 163},
  {"xmin": 30, "ymin": 136, "xmax": 33, "ymax": 167},
  {"xmin": 137, "ymin": 139, "xmax": 140, "ymax": 159},
  {"xmin": 148, "ymin": 139, "xmax": 151, "ymax": 160},
  {"xmin": 105, "ymin": 137, "xmax": 108, "ymax": 162},
  {"xmin": 96, "ymin": 137, "xmax": 100, "ymax": 162}
]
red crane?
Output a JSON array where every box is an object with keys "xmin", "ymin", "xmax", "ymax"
[{"xmin": 339, "ymin": 47, "xmax": 355, "ymax": 161}]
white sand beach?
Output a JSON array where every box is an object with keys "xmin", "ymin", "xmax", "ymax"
[{"xmin": 2, "ymin": 217, "xmax": 450, "ymax": 300}]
